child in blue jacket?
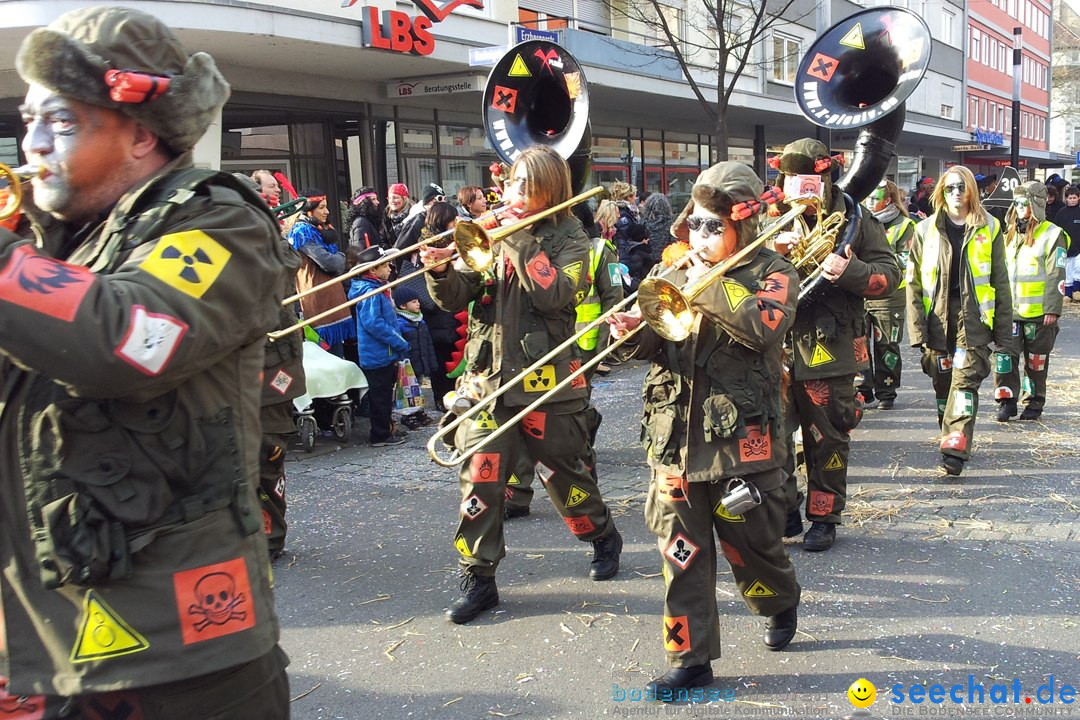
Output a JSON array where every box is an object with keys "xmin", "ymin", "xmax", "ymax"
[{"xmin": 347, "ymin": 246, "xmax": 410, "ymax": 446}]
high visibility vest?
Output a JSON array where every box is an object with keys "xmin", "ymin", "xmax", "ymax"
[
  {"xmin": 886, "ymin": 216, "xmax": 916, "ymax": 290},
  {"xmin": 919, "ymin": 216, "xmax": 999, "ymax": 329},
  {"xmin": 1007, "ymin": 220, "xmax": 1063, "ymax": 318},
  {"xmin": 575, "ymin": 238, "xmax": 608, "ymax": 351}
]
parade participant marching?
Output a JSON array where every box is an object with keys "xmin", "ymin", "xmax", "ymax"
[
  {"xmin": 772, "ymin": 139, "xmax": 900, "ymax": 551},
  {"xmin": 421, "ymin": 146, "xmax": 623, "ymax": 624},
  {"xmin": 993, "ymin": 182, "xmax": 1069, "ymax": 422},
  {"xmin": 608, "ymin": 162, "xmax": 801, "ymax": 695},
  {"xmin": 907, "ymin": 167, "xmax": 1013, "ymax": 476},
  {"xmin": 858, "ymin": 179, "xmax": 916, "ymax": 409},
  {"xmin": 0, "ymin": 6, "xmax": 290, "ymax": 717}
]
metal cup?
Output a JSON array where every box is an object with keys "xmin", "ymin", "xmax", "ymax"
[{"xmin": 721, "ymin": 478, "xmax": 762, "ymax": 517}]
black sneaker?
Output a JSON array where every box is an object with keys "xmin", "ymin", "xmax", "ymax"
[
  {"xmin": 589, "ymin": 527, "xmax": 622, "ymax": 580},
  {"xmin": 371, "ymin": 432, "xmax": 407, "ymax": 447},
  {"xmin": 1019, "ymin": 407, "xmax": 1042, "ymax": 421},
  {"xmin": 645, "ymin": 664, "xmax": 714, "ymax": 701},
  {"xmin": 446, "ymin": 573, "xmax": 499, "ymax": 624},
  {"xmin": 504, "ymin": 505, "xmax": 531, "ymax": 520},
  {"xmin": 941, "ymin": 455, "xmax": 964, "ymax": 476},
  {"xmin": 877, "ymin": 398, "xmax": 895, "ymax": 410},
  {"xmin": 996, "ymin": 401, "xmax": 1017, "ymax": 422},
  {"xmin": 802, "ymin": 521, "xmax": 836, "ymax": 552}
]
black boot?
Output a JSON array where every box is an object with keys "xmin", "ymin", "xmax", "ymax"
[
  {"xmin": 504, "ymin": 505, "xmax": 531, "ymax": 519},
  {"xmin": 783, "ymin": 508, "xmax": 804, "ymax": 538},
  {"xmin": 645, "ymin": 664, "xmax": 714, "ymax": 700},
  {"xmin": 1019, "ymin": 406, "xmax": 1042, "ymax": 421},
  {"xmin": 996, "ymin": 400, "xmax": 1017, "ymax": 422},
  {"xmin": 941, "ymin": 455, "xmax": 964, "ymax": 476},
  {"xmin": 764, "ymin": 604, "xmax": 798, "ymax": 651},
  {"xmin": 802, "ymin": 521, "xmax": 836, "ymax": 552},
  {"xmin": 877, "ymin": 398, "xmax": 895, "ymax": 410},
  {"xmin": 589, "ymin": 527, "xmax": 622, "ymax": 580},
  {"xmin": 446, "ymin": 573, "xmax": 499, "ymax": 624}
]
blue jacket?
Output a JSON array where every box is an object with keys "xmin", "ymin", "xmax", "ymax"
[{"xmin": 348, "ymin": 275, "xmax": 410, "ymax": 369}]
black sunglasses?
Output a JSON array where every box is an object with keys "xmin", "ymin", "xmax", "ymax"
[
  {"xmin": 686, "ymin": 215, "xmax": 725, "ymax": 236},
  {"xmin": 943, "ymin": 183, "xmax": 966, "ymax": 194}
]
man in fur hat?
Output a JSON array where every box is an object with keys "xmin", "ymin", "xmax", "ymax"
[
  {"xmin": 610, "ymin": 162, "xmax": 801, "ymax": 697},
  {"xmin": 771, "ymin": 138, "xmax": 900, "ymax": 552},
  {"xmin": 0, "ymin": 6, "xmax": 291, "ymax": 717}
]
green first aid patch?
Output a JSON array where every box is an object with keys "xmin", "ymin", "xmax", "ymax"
[
  {"xmin": 1056, "ymin": 246, "xmax": 1067, "ymax": 268},
  {"xmin": 995, "ymin": 352, "xmax": 1012, "ymax": 373},
  {"xmin": 607, "ymin": 263, "xmax": 622, "ymax": 285},
  {"xmin": 882, "ymin": 351, "xmax": 899, "ymax": 370},
  {"xmin": 953, "ymin": 390, "xmax": 974, "ymax": 418},
  {"xmin": 1023, "ymin": 322, "xmax": 1037, "ymax": 340}
]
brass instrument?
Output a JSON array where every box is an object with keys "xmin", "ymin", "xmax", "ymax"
[
  {"xmin": 0, "ymin": 163, "xmax": 44, "ymax": 221},
  {"xmin": 268, "ymin": 187, "xmax": 604, "ymax": 341}
]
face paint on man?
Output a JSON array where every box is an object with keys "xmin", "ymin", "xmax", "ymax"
[{"xmin": 942, "ymin": 174, "xmax": 967, "ymax": 215}]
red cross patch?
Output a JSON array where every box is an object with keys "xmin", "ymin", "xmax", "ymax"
[
  {"xmin": 940, "ymin": 432, "xmax": 967, "ymax": 452},
  {"xmin": 1026, "ymin": 353, "xmax": 1047, "ymax": 372}
]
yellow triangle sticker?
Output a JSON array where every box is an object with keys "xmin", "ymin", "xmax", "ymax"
[
  {"xmin": 823, "ymin": 451, "xmax": 845, "ymax": 471},
  {"xmin": 808, "ymin": 344, "xmax": 835, "ymax": 367},
  {"xmin": 454, "ymin": 534, "xmax": 473, "ymax": 558},
  {"xmin": 70, "ymin": 590, "xmax": 149, "ymax": 663},
  {"xmin": 566, "ymin": 485, "xmax": 590, "ymax": 508},
  {"xmin": 714, "ymin": 500, "xmax": 745, "ymax": 523},
  {"xmin": 744, "ymin": 580, "xmax": 778, "ymax": 598},
  {"xmin": 840, "ymin": 23, "xmax": 865, "ymax": 49},
  {"xmin": 562, "ymin": 260, "xmax": 583, "ymax": 286},
  {"xmin": 508, "ymin": 473, "xmax": 521, "ymax": 486},
  {"xmin": 473, "ymin": 410, "xmax": 498, "ymax": 431},
  {"xmin": 722, "ymin": 280, "xmax": 753, "ymax": 313},
  {"xmin": 508, "ymin": 54, "xmax": 531, "ymax": 77}
]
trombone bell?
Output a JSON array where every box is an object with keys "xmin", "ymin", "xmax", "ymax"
[
  {"xmin": 453, "ymin": 221, "xmax": 496, "ymax": 272},
  {"xmin": 637, "ymin": 276, "xmax": 695, "ymax": 343}
]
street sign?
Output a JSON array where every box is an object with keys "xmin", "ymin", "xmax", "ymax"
[
  {"xmin": 952, "ymin": 144, "xmax": 992, "ymax": 152},
  {"xmin": 512, "ymin": 25, "xmax": 560, "ymax": 45},
  {"xmin": 469, "ymin": 45, "xmax": 508, "ymax": 66},
  {"xmin": 1075, "ymin": 150, "xmax": 1080, "ymax": 167}
]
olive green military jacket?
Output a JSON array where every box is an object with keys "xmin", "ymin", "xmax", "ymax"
[
  {"xmin": 634, "ymin": 247, "xmax": 799, "ymax": 483},
  {"xmin": 427, "ymin": 214, "xmax": 590, "ymax": 409},
  {"xmin": 0, "ymin": 155, "xmax": 288, "ymax": 696},
  {"xmin": 865, "ymin": 214, "xmax": 915, "ymax": 312},
  {"xmin": 789, "ymin": 194, "xmax": 901, "ymax": 381},
  {"xmin": 906, "ymin": 212, "xmax": 1014, "ymax": 352}
]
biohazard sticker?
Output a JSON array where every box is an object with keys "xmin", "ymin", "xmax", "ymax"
[
  {"xmin": 719, "ymin": 539, "xmax": 745, "ymax": 568},
  {"xmin": 940, "ymin": 431, "xmax": 967, "ymax": 452},
  {"xmin": 994, "ymin": 386, "xmax": 1014, "ymax": 399},
  {"xmin": 173, "ymin": 557, "xmax": 255, "ymax": 645},
  {"xmin": 470, "ymin": 453, "xmax": 500, "ymax": 483},
  {"xmin": 491, "ymin": 85, "xmax": 518, "ymax": 113},
  {"xmin": 936, "ymin": 355, "xmax": 952, "ymax": 372},
  {"xmin": 823, "ymin": 452, "xmax": 845, "ymax": 471},
  {"xmin": 853, "ymin": 336, "xmax": 869, "ymax": 364},
  {"xmin": 269, "ymin": 369, "xmax": 293, "ymax": 395},
  {"xmin": 953, "ymin": 390, "xmax": 974, "ymax": 418},
  {"xmin": 865, "ymin": 273, "xmax": 888, "ymax": 297},
  {"xmin": 562, "ymin": 260, "xmax": 583, "ymax": 286},
  {"xmin": 473, "ymin": 410, "xmax": 498, "ymax": 431},
  {"xmin": 524, "ymin": 364, "xmax": 557, "ymax": 392},
  {"xmin": 114, "ymin": 305, "xmax": 188, "ymax": 376},
  {"xmin": 564, "ymin": 515, "xmax": 595, "ymax": 536},
  {"xmin": 713, "ymin": 499, "xmax": 745, "ymax": 523},
  {"xmin": 664, "ymin": 533, "xmax": 700, "ymax": 570},
  {"xmin": 809, "ymin": 490, "xmax": 834, "ymax": 516},
  {"xmin": 525, "ymin": 252, "xmax": 556, "ymax": 289},
  {"xmin": 0, "ymin": 244, "xmax": 95, "ymax": 322},
  {"xmin": 739, "ymin": 424, "xmax": 772, "ymax": 462},
  {"xmin": 839, "ymin": 22, "xmax": 865, "ymax": 49},
  {"xmin": 722, "ymin": 280, "xmax": 753, "ymax": 312},
  {"xmin": 659, "ymin": 475, "xmax": 688, "ymax": 502},
  {"xmin": 535, "ymin": 460, "xmax": 554, "ymax": 485},
  {"xmin": 565, "ymin": 485, "xmax": 590, "ymax": 507},
  {"xmin": 663, "ymin": 615, "xmax": 690, "ymax": 652},
  {"xmin": 806, "ymin": 52, "xmax": 838, "ymax": 82},
  {"xmin": 568, "ymin": 358, "xmax": 587, "ymax": 389},
  {"xmin": 461, "ymin": 494, "xmax": 489, "ymax": 520},
  {"xmin": 522, "ymin": 410, "xmax": 546, "ymax": 439},
  {"xmin": 743, "ymin": 580, "xmax": 778, "ymax": 598},
  {"xmin": 508, "ymin": 53, "xmax": 531, "ymax": 77},
  {"xmin": 70, "ymin": 590, "xmax": 149, "ymax": 663},
  {"xmin": 1027, "ymin": 353, "xmax": 1047, "ymax": 372},
  {"xmin": 454, "ymin": 534, "xmax": 474, "ymax": 557},
  {"xmin": 808, "ymin": 343, "xmax": 835, "ymax": 367},
  {"xmin": 139, "ymin": 230, "xmax": 231, "ymax": 299}
]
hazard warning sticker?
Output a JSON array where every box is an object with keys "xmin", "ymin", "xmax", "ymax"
[
  {"xmin": 743, "ymin": 580, "xmax": 778, "ymax": 598},
  {"xmin": 173, "ymin": 557, "xmax": 256, "ymax": 645},
  {"xmin": 565, "ymin": 485, "xmax": 590, "ymax": 507},
  {"xmin": 70, "ymin": 590, "xmax": 149, "ymax": 663}
]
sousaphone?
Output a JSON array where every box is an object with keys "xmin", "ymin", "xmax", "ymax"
[{"xmin": 482, "ymin": 40, "xmax": 592, "ymax": 192}]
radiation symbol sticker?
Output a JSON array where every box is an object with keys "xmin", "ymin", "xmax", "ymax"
[
  {"xmin": 473, "ymin": 410, "xmax": 498, "ymax": 431},
  {"xmin": 523, "ymin": 365, "xmax": 557, "ymax": 392},
  {"xmin": 139, "ymin": 230, "xmax": 231, "ymax": 299}
]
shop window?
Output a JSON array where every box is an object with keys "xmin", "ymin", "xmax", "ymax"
[
  {"xmin": 221, "ymin": 125, "xmax": 290, "ymax": 159},
  {"xmin": 438, "ymin": 125, "xmax": 489, "ymax": 158},
  {"xmin": 401, "ymin": 124, "xmax": 436, "ymax": 152}
]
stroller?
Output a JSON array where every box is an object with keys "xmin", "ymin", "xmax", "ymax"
[{"xmin": 292, "ymin": 341, "xmax": 368, "ymax": 452}]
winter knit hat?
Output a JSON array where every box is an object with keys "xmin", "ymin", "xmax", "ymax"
[
  {"xmin": 16, "ymin": 6, "xmax": 230, "ymax": 155},
  {"xmin": 671, "ymin": 162, "xmax": 764, "ymax": 250},
  {"xmin": 1013, "ymin": 181, "xmax": 1048, "ymax": 223},
  {"xmin": 422, "ymin": 183, "xmax": 446, "ymax": 205},
  {"xmin": 389, "ymin": 183, "xmax": 410, "ymax": 198},
  {"xmin": 393, "ymin": 286, "xmax": 420, "ymax": 307}
]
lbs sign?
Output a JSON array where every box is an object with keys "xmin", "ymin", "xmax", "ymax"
[{"xmin": 354, "ymin": 0, "xmax": 485, "ymax": 56}]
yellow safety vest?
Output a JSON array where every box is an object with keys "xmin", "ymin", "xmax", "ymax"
[
  {"xmin": 1007, "ymin": 220, "xmax": 1063, "ymax": 318},
  {"xmin": 886, "ymin": 217, "xmax": 916, "ymax": 290},
  {"xmin": 575, "ymin": 238, "xmax": 608, "ymax": 351},
  {"xmin": 919, "ymin": 216, "xmax": 999, "ymax": 329}
]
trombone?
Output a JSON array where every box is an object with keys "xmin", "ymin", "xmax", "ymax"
[
  {"xmin": 0, "ymin": 163, "xmax": 44, "ymax": 221},
  {"xmin": 268, "ymin": 186, "xmax": 606, "ymax": 341}
]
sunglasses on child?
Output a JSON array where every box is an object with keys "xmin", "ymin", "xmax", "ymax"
[{"xmin": 686, "ymin": 215, "xmax": 725, "ymax": 236}]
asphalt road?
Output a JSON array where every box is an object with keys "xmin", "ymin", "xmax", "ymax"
[{"xmin": 274, "ymin": 302, "xmax": 1080, "ymax": 720}]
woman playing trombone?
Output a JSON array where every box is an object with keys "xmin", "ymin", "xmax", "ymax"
[{"xmin": 420, "ymin": 146, "xmax": 623, "ymax": 624}]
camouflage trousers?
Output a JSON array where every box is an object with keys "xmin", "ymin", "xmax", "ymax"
[
  {"xmin": 920, "ymin": 345, "xmax": 992, "ymax": 462},
  {"xmin": 993, "ymin": 320, "xmax": 1059, "ymax": 412},
  {"xmin": 644, "ymin": 468, "xmax": 799, "ymax": 668}
]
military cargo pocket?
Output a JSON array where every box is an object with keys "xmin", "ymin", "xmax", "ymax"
[
  {"xmin": 520, "ymin": 330, "xmax": 551, "ymax": 362},
  {"xmin": 702, "ymin": 393, "xmax": 739, "ymax": 439},
  {"xmin": 465, "ymin": 337, "xmax": 491, "ymax": 372},
  {"xmin": 645, "ymin": 412, "xmax": 676, "ymax": 461},
  {"xmin": 40, "ymin": 492, "xmax": 129, "ymax": 587}
]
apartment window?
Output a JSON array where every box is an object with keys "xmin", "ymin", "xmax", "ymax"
[
  {"xmin": 1009, "ymin": 0, "xmax": 1017, "ymax": 17},
  {"xmin": 981, "ymin": 98, "xmax": 988, "ymax": 127},
  {"xmin": 941, "ymin": 83, "xmax": 956, "ymax": 120},
  {"xmin": 1022, "ymin": 112, "xmax": 1028, "ymax": 138},
  {"xmin": 1072, "ymin": 126, "xmax": 1080, "ymax": 148},
  {"xmin": 998, "ymin": 105, "xmax": 1006, "ymax": 131},
  {"xmin": 969, "ymin": 96, "xmax": 978, "ymax": 128},
  {"xmin": 971, "ymin": 28, "xmax": 981, "ymax": 62},
  {"xmin": 772, "ymin": 32, "xmax": 800, "ymax": 84},
  {"xmin": 942, "ymin": 9, "xmax": 955, "ymax": 45},
  {"xmin": 1000, "ymin": 45, "xmax": 1007, "ymax": 72},
  {"xmin": 989, "ymin": 102, "xmax": 997, "ymax": 130}
]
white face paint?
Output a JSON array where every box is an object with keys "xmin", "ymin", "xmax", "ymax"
[
  {"xmin": 942, "ymin": 173, "xmax": 967, "ymax": 215},
  {"xmin": 1013, "ymin": 199, "xmax": 1032, "ymax": 220},
  {"xmin": 20, "ymin": 86, "xmax": 80, "ymax": 216},
  {"xmin": 687, "ymin": 205, "xmax": 732, "ymax": 264}
]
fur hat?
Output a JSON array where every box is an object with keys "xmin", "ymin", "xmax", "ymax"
[
  {"xmin": 1013, "ymin": 181, "xmax": 1047, "ymax": 223},
  {"xmin": 16, "ymin": 6, "xmax": 229, "ymax": 155},
  {"xmin": 671, "ymin": 162, "xmax": 764, "ymax": 250}
]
